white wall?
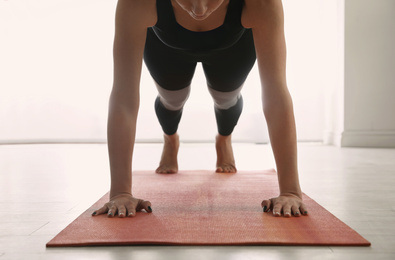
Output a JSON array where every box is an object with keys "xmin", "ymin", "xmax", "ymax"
[
  {"xmin": 283, "ymin": 0, "xmax": 328, "ymax": 142},
  {"xmin": 343, "ymin": 0, "xmax": 395, "ymax": 147},
  {"xmin": 0, "ymin": 0, "xmax": 113, "ymax": 143},
  {"xmin": 0, "ymin": 0, "xmax": 331, "ymax": 144},
  {"xmin": 323, "ymin": 0, "xmax": 345, "ymax": 146},
  {"xmin": 325, "ymin": 0, "xmax": 395, "ymax": 148}
]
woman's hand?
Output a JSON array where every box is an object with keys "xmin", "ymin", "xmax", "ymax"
[
  {"xmin": 261, "ymin": 193, "xmax": 308, "ymax": 217},
  {"xmin": 92, "ymin": 194, "xmax": 152, "ymax": 218}
]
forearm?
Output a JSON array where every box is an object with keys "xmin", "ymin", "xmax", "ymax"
[
  {"xmin": 263, "ymin": 90, "xmax": 302, "ymax": 197},
  {"xmin": 107, "ymin": 91, "xmax": 139, "ymax": 199}
]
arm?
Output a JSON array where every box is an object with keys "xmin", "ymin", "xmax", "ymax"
[
  {"xmin": 244, "ymin": 0, "xmax": 307, "ymax": 217},
  {"xmin": 93, "ymin": 0, "xmax": 156, "ymax": 217}
]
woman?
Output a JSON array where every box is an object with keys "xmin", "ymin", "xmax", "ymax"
[{"xmin": 92, "ymin": 0, "xmax": 308, "ymax": 218}]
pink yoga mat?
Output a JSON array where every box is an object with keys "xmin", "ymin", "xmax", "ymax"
[{"xmin": 47, "ymin": 170, "xmax": 370, "ymax": 246}]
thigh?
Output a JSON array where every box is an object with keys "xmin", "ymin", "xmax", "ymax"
[
  {"xmin": 144, "ymin": 28, "xmax": 197, "ymax": 91},
  {"xmin": 202, "ymin": 29, "xmax": 256, "ymax": 92}
]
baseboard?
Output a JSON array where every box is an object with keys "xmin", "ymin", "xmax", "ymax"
[
  {"xmin": 341, "ymin": 131, "xmax": 395, "ymax": 148},
  {"xmin": 0, "ymin": 139, "xmax": 107, "ymax": 145},
  {"xmin": 0, "ymin": 137, "xmax": 269, "ymax": 145},
  {"xmin": 324, "ymin": 131, "xmax": 343, "ymax": 146}
]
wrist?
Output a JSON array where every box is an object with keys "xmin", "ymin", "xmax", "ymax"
[
  {"xmin": 110, "ymin": 176, "xmax": 132, "ymax": 198},
  {"xmin": 277, "ymin": 169, "xmax": 302, "ymax": 198},
  {"xmin": 110, "ymin": 183, "xmax": 132, "ymax": 199},
  {"xmin": 279, "ymin": 190, "xmax": 302, "ymax": 199},
  {"xmin": 110, "ymin": 191, "xmax": 133, "ymax": 200}
]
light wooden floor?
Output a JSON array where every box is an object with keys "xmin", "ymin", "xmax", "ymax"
[{"xmin": 0, "ymin": 143, "xmax": 394, "ymax": 260}]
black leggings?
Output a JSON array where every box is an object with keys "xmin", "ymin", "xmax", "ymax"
[{"xmin": 144, "ymin": 28, "xmax": 256, "ymax": 136}]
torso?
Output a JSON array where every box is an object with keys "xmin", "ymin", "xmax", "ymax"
[
  {"xmin": 149, "ymin": 0, "xmax": 249, "ymax": 52},
  {"xmin": 140, "ymin": 0, "xmax": 254, "ymax": 30}
]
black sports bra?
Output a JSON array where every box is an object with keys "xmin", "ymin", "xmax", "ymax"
[{"xmin": 150, "ymin": 0, "xmax": 247, "ymax": 53}]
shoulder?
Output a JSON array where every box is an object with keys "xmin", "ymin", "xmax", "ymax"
[
  {"xmin": 242, "ymin": 0, "xmax": 284, "ymax": 28},
  {"xmin": 115, "ymin": 0, "xmax": 157, "ymax": 28}
]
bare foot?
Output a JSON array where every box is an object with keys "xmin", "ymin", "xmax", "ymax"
[
  {"xmin": 156, "ymin": 133, "xmax": 179, "ymax": 174},
  {"xmin": 215, "ymin": 134, "xmax": 237, "ymax": 173}
]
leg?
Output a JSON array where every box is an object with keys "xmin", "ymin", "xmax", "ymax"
[
  {"xmin": 144, "ymin": 28, "xmax": 197, "ymax": 173},
  {"xmin": 209, "ymin": 86, "xmax": 244, "ymax": 136},
  {"xmin": 209, "ymin": 86, "xmax": 244, "ymax": 173},
  {"xmin": 156, "ymin": 130, "xmax": 180, "ymax": 174},
  {"xmin": 154, "ymin": 84, "xmax": 191, "ymax": 136},
  {"xmin": 201, "ymin": 29, "xmax": 256, "ymax": 173},
  {"xmin": 154, "ymin": 85, "xmax": 191, "ymax": 173}
]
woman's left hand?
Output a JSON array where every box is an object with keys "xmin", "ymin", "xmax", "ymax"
[{"xmin": 261, "ymin": 193, "xmax": 308, "ymax": 217}]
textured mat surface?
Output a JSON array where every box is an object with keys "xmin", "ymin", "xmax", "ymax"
[{"xmin": 47, "ymin": 170, "xmax": 370, "ymax": 247}]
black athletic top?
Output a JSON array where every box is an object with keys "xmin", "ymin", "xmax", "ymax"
[{"xmin": 151, "ymin": 0, "xmax": 246, "ymax": 53}]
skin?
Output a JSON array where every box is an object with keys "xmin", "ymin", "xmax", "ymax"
[
  {"xmin": 172, "ymin": 0, "xmax": 226, "ymax": 21},
  {"xmin": 93, "ymin": 0, "xmax": 308, "ymax": 218}
]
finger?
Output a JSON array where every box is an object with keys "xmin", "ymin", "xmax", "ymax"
[
  {"xmin": 291, "ymin": 205, "xmax": 301, "ymax": 217},
  {"xmin": 282, "ymin": 204, "xmax": 292, "ymax": 218},
  {"xmin": 124, "ymin": 201, "xmax": 136, "ymax": 217},
  {"xmin": 137, "ymin": 200, "xmax": 152, "ymax": 213},
  {"xmin": 107, "ymin": 205, "xmax": 117, "ymax": 217},
  {"xmin": 261, "ymin": 199, "xmax": 271, "ymax": 212},
  {"xmin": 272, "ymin": 203, "xmax": 283, "ymax": 217},
  {"xmin": 92, "ymin": 205, "xmax": 108, "ymax": 216},
  {"xmin": 143, "ymin": 200, "xmax": 153, "ymax": 213},
  {"xmin": 127, "ymin": 206, "xmax": 137, "ymax": 217},
  {"xmin": 299, "ymin": 204, "xmax": 308, "ymax": 216},
  {"xmin": 118, "ymin": 205, "xmax": 126, "ymax": 218}
]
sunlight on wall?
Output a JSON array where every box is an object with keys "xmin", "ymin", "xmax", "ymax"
[
  {"xmin": 0, "ymin": 0, "xmax": 337, "ymax": 143},
  {"xmin": 0, "ymin": 0, "xmax": 112, "ymax": 142}
]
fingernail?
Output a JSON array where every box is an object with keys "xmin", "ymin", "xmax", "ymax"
[
  {"xmin": 304, "ymin": 211, "xmax": 308, "ymax": 215},
  {"xmin": 263, "ymin": 206, "xmax": 267, "ymax": 212},
  {"xmin": 108, "ymin": 212, "xmax": 113, "ymax": 217},
  {"xmin": 92, "ymin": 211, "xmax": 97, "ymax": 216},
  {"xmin": 148, "ymin": 206, "xmax": 152, "ymax": 212}
]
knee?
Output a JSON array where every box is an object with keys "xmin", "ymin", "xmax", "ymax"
[
  {"xmin": 156, "ymin": 83, "xmax": 190, "ymax": 111},
  {"xmin": 209, "ymin": 85, "xmax": 243, "ymax": 110}
]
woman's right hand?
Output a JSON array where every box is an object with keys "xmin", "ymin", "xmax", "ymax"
[{"xmin": 92, "ymin": 193, "xmax": 152, "ymax": 218}]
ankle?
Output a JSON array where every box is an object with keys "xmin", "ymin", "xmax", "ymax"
[
  {"xmin": 216, "ymin": 134, "xmax": 232, "ymax": 144},
  {"xmin": 164, "ymin": 133, "xmax": 180, "ymax": 147}
]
